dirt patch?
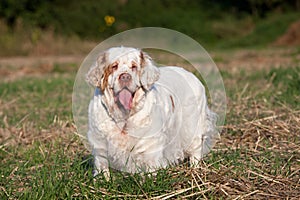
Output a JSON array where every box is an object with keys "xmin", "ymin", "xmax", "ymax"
[{"xmin": 274, "ymin": 19, "xmax": 300, "ymax": 46}]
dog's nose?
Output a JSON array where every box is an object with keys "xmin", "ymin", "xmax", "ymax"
[{"xmin": 119, "ymin": 73, "xmax": 132, "ymax": 82}]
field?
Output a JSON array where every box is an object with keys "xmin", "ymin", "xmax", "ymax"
[{"xmin": 0, "ymin": 47, "xmax": 299, "ymax": 199}]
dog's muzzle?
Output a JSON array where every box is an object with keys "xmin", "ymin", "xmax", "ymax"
[{"xmin": 119, "ymin": 73, "xmax": 132, "ymax": 87}]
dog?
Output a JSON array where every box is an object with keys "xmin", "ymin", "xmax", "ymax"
[{"xmin": 86, "ymin": 47, "xmax": 219, "ymax": 178}]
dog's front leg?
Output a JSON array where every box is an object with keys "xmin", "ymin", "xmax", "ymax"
[
  {"xmin": 92, "ymin": 146, "xmax": 110, "ymax": 180},
  {"xmin": 88, "ymin": 129, "xmax": 110, "ymax": 180}
]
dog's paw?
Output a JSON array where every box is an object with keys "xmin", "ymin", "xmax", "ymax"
[
  {"xmin": 92, "ymin": 169, "xmax": 99, "ymax": 177},
  {"xmin": 93, "ymin": 169, "xmax": 111, "ymax": 181}
]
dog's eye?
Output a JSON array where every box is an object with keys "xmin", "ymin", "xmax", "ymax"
[
  {"xmin": 132, "ymin": 64, "xmax": 137, "ymax": 71},
  {"xmin": 111, "ymin": 63, "xmax": 118, "ymax": 71}
]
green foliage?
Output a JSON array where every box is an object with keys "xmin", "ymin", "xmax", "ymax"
[
  {"xmin": 218, "ymin": 12, "xmax": 300, "ymax": 48},
  {"xmin": 0, "ymin": 0, "xmax": 53, "ymax": 27},
  {"xmin": 0, "ymin": 0, "xmax": 299, "ymax": 47}
]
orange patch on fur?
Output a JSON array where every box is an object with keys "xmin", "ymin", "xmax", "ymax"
[
  {"xmin": 101, "ymin": 66, "xmax": 113, "ymax": 92},
  {"xmin": 121, "ymin": 124, "xmax": 127, "ymax": 135}
]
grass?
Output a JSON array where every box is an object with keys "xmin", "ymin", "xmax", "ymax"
[
  {"xmin": 0, "ymin": 75, "xmax": 74, "ymax": 128},
  {"xmin": 267, "ymin": 66, "xmax": 300, "ymax": 107},
  {"xmin": 1, "ymin": 51, "xmax": 300, "ymax": 199}
]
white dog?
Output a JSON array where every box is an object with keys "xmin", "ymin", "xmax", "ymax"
[{"xmin": 86, "ymin": 47, "xmax": 219, "ymax": 178}]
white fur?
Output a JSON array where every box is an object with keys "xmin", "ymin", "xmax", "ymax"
[{"xmin": 86, "ymin": 47, "xmax": 219, "ymax": 177}]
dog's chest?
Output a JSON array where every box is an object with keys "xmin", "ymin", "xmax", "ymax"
[
  {"xmin": 106, "ymin": 133, "xmax": 166, "ymax": 171},
  {"xmin": 107, "ymin": 133, "xmax": 164, "ymax": 155}
]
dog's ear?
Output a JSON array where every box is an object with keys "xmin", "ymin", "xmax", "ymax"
[
  {"xmin": 140, "ymin": 51, "xmax": 160, "ymax": 90},
  {"xmin": 86, "ymin": 52, "xmax": 107, "ymax": 90}
]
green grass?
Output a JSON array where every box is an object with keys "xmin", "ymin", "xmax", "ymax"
[
  {"xmin": 0, "ymin": 75, "xmax": 74, "ymax": 128},
  {"xmin": 1, "ymin": 140, "xmax": 185, "ymax": 199},
  {"xmin": 2, "ymin": 144, "xmax": 299, "ymax": 199},
  {"xmin": 223, "ymin": 65, "xmax": 300, "ymax": 108},
  {"xmin": 267, "ymin": 66, "xmax": 300, "ymax": 107},
  {"xmin": 1, "ymin": 60, "xmax": 300, "ymax": 198}
]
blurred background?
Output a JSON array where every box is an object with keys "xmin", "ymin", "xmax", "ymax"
[{"xmin": 0, "ymin": 0, "xmax": 299, "ymax": 57}]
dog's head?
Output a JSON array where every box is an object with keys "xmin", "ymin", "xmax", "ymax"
[{"xmin": 86, "ymin": 47, "xmax": 160, "ymax": 117}]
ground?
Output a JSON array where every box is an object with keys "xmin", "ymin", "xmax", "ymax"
[{"xmin": 0, "ymin": 46, "xmax": 299, "ymax": 199}]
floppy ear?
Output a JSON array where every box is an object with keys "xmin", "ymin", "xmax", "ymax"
[
  {"xmin": 140, "ymin": 51, "xmax": 160, "ymax": 90},
  {"xmin": 86, "ymin": 52, "xmax": 107, "ymax": 90}
]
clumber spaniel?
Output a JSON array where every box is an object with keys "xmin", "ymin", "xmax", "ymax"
[{"xmin": 86, "ymin": 47, "xmax": 219, "ymax": 178}]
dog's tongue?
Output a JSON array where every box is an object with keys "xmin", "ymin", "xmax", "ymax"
[{"xmin": 118, "ymin": 89, "xmax": 133, "ymax": 110}]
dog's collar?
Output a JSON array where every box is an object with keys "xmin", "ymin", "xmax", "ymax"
[{"xmin": 94, "ymin": 87, "xmax": 101, "ymax": 96}]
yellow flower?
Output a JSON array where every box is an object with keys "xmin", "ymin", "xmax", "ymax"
[{"xmin": 104, "ymin": 15, "xmax": 115, "ymax": 26}]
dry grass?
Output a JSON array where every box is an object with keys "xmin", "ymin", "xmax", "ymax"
[
  {"xmin": 213, "ymin": 101, "xmax": 300, "ymax": 199},
  {"xmin": 1, "ymin": 47, "xmax": 300, "ymax": 199}
]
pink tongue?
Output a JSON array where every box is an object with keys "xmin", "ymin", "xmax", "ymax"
[{"xmin": 118, "ymin": 89, "xmax": 133, "ymax": 110}]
